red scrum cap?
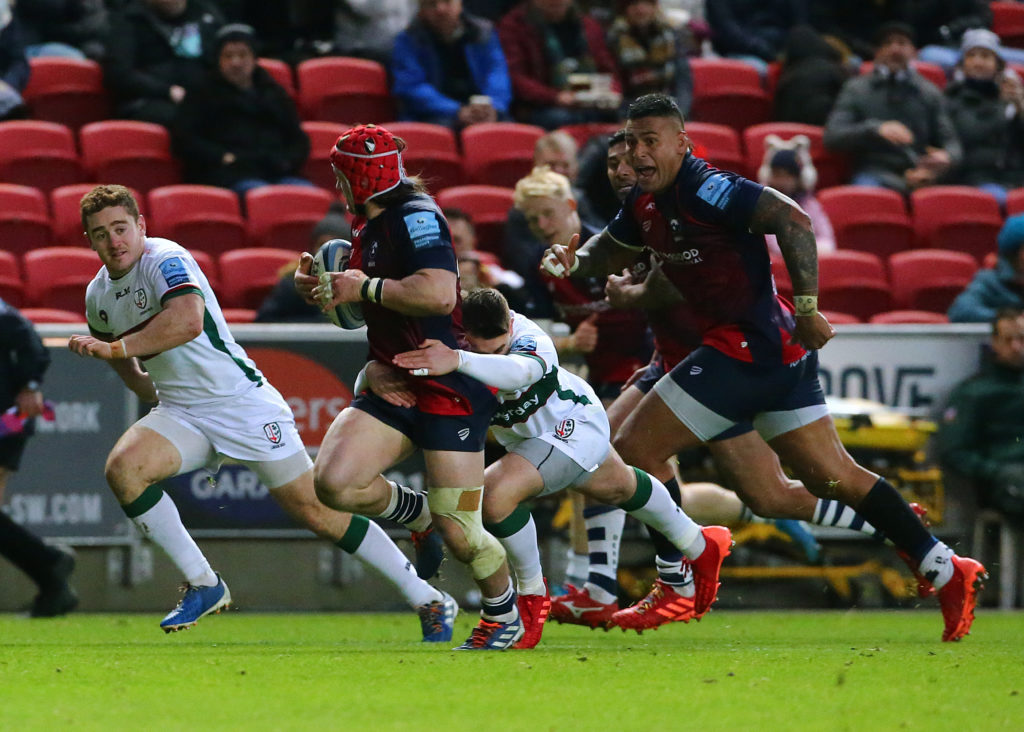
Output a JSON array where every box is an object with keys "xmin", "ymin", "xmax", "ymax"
[{"xmin": 329, "ymin": 124, "xmax": 407, "ymax": 206}]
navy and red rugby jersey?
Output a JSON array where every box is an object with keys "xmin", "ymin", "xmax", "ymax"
[
  {"xmin": 605, "ymin": 153, "xmax": 805, "ymax": 365},
  {"xmin": 351, "ymin": 192, "xmax": 483, "ymax": 415}
]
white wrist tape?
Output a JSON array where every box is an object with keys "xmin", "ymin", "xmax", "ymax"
[{"xmin": 541, "ymin": 250, "xmax": 580, "ymax": 277}]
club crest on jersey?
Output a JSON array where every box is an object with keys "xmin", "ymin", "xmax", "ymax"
[
  {"xmin": 555, "ymin": 418, "xmax": 575, "ymax": 440},
  {"xmin": 134, "ymin": 289, "xmax": 147, "ymax": 309},
  {"xmin": 263, "ymin": 422, "xmax": 282, "ymax": 444}
]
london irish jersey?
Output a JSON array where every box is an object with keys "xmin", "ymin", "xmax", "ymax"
[
  {"xmin": 489, "ymin": 312, "xmax": 600, "ymax": 448},
  {"xmin": 85, "ymin": 237, "xmax": 263, "ymax": 407}
]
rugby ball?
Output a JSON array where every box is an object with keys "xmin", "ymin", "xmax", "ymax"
[{"xmin": 310, "ymin": 239, "xmax": 366, "ymax": 329}]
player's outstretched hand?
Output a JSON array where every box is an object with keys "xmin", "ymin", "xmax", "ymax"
[
  {"xmin": 392, "ymin": 339, "xmax": 459, "ymax": 377},
  {"xmin": 68, "ymin": 334, "xmax": 119, "ymax": 360},
  {"xmin": 540, "ymin": 233, "xmax": 579, "ymax": 278},
  {"xmin": 294, "ymin": 252, "xmax": 318, "ymax": 305},
  {"xmin": 790, "ymin": 312, "xmax": 835, "ymax": 350}
]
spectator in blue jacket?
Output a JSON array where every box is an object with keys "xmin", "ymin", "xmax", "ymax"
[
  {"xmin": 391, "ymin": 0, "xmax": 512, "ymax": 128},
  {"xmin": 948, "ymin": 213, "xmax": 1024, "ymax": 322}
]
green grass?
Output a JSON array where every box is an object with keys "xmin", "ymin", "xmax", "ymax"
[{"xmin": 1, "ymin": 610, "xmax": 1022, "ymax": 731}]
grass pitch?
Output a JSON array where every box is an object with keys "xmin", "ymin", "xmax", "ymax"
[{"xmin": 1, "ymin": 610, "xmax": 1022, "ymax": 731}]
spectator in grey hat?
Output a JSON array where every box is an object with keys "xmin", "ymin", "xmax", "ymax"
[
  {"xmin": 172, "ymin": 22, "xmax": 314, "ymax": 199},
  {"xmin": 944, "ymin": 28, "xmax": 1024, "ymax": 206}
]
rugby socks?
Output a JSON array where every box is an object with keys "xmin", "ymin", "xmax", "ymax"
[
  {"xmin": 122, "ymin": 485, "xmax": 217, "ymax": 587},
  {"xmin": 480, "ymin": 578, "xmax": 518, "ymax": 623},
  {"xmin": 855, "ymin": 478, "xmax": 955, "ymax": 588},
  {"xmin": 582, "ymin": 505, "xmax": 625, "ymax": 605},
  {"xmin": 813, "ymin": 498, "xmax": 882, "ymax": 539},
  {"xmin": 617, "ymin": 468, "xmax": 704, "ymax": 559},
  {"xmin": 336, "ymin": 514, "xmax": 441, "ymax": 608},
  {"xmin": 565, "ymin": 548, "xmax": 589, "ymax": 588},
  {"xmin": 658, "ymin": 555, "xmax": 695, "ymax": 597},
  {"xmin": 381, "ymin": 480, "xmax": 431, "ymax": 532},
  {"xmin": 486, "ymin": 506, "xmax": 545, "ymax": 596}
]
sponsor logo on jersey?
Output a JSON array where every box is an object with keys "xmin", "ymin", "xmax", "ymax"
[
  {"xmin": 696, "ymin": 173, "xmax": 735, "ymax": 209},
  {"xmin": 510, "ymin": 336, "xmax": 537, "ymax": 354},
  {"xmin": 159, "ymin": 257, "xmax": 191, "ymax": 288},
  {"xmin": 689, "ymin": 365, "xmax": 702, "ymax": 375},
  {"xmin": 554, "ymin": 418, "xmax": 575, "ymax": 440},
  {"xmin": 134, "ymin": 289, "xmax": 147, "ymax": 309},
  {"xmin": 403, "ymin": 212, "xmax": 443, "ymax": 249},
  {"xmin": 263, "ymin": 422, "xmax": 282, "ymax": 444},
  {"xmin": 457, "ymin": 427, "xmax": 470, "ymax": 441},
  {"xmin": 114, "ymin": 286, "xmax": 130, "ymax": 300},
  {"xmin": 651, "ymin": 247, "xmax": 703, "ymax": 265}
]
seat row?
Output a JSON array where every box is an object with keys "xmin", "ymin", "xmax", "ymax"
[
  {"xmin": 0, "ymin": 245, "xmax": 301, "ymax": 316},
  {"xmin": 0, "ymin": 183, "xmax": 334, "ymax": 257},
  {"xmin": 771, "ymin": 249, "xmax": 984, "ymax": 322}
]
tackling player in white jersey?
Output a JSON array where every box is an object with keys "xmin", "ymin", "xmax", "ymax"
[
  {"xmin": 380, "ymin": 288, "xmax": 732, "ymax": 647},
  {"xmin": 68, "ymin": 184, "xmax": 457, "ymax": 639}
]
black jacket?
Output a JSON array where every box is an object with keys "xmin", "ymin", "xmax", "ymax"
[
  {"xmin": 0, "ymin": 300, "xmax": 50, "ymax": 413},
  {"xmin": 945, "ymin": 77, "xmax": 1024, "ymax": 187},
  {"xmin": 172, "ymin": 67, "xmax": 310, "ymax": 187}
]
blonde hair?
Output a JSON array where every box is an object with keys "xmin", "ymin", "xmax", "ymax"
[{"xmin": 513, "ymin": 166, "xmax": 574, "ymax": 209}]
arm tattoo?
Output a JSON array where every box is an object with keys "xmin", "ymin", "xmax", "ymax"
[{"xmin": 750, "ymin": 188, "xmax": 818, "ymax": 294}]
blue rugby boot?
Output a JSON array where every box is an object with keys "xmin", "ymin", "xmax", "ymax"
[
  {"xmin": 160, "ymin": 574, "xmax": 231, "ymax": 633},
  {"xmin": 454, "ymin": 613, "xmax": 524, "ymax": 650},
  {"xmin": 418, "ymin": 591, "xmax": 458, "ymax": 642},
  {"xmin": 773, "ymin": 519, "xmax": 822, "ymax": 564}
]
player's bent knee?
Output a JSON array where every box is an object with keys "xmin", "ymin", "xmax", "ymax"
[{"xmin": 431, "ymin": 486, "xmax": 506, "ymax": 580}]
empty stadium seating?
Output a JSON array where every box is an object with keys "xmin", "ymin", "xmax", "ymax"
[
  {"xmin": 460, "ymin": 122, "xmax": 545, "ymax": 188},
  {"xmin": 889, "ymin": 249, "xmax": 977, "ymax": 312},
  {"xmin": 0, "ymin": 121, "xmax": 85, "ymax": 192},
  {"xmin": 79, "ymin": 120, "xmax": 181, "ymax": 194},
  {"xmin": 297, "ymin": 57, "xmax": 394, "ymax": 122},
  {"xmin": 818, "ymin": 186, "xmax": 913, "ymax": 261},
  {"xmin": 910, "ymin": 186, "xmax": 1002, "ymax": 262},
  {"xmin": 244, "ymin": 185, "xmax": 334, "ymax": 250},
  {"xmin": 22, "ymin": 57, "xmax": 110, "ymax": 131},
  {"xmin": 147, "ymin": 185, "xmax": 248, "ymax": 257},
  {"xmin": 218, "ymin": 248, "xmax": 300, "ymax": 310},
  {"xmin": 0, "ymin": 183, "xmax": 52, "ymax": 256},
  {"xmin": 435, "ymin": 185, "xmax": 515, "ymax": 256}
]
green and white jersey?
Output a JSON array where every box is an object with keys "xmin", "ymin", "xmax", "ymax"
[
  {"xmin": 85, "ymin": 237, "xmax": 263, "ymax": 408},
  {"xmin": 490, "ymin": 312, "xmax": 599, "ymax": 448}
]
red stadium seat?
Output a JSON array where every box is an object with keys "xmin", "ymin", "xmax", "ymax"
[
  {"xmin": 820, "ymin": 310, "xmax": 862, "ymax": 324},
  {"xmin": 992, "ymin": 1, "xmax": 1024, "ymax": 48},
  {"xmin": 50, "ymin": 184, "xmax": 146, "ymax": 248},
  {"xmin": 818, "ymin": 186, "xmax": 913, "ymax": 261},
  {"xmin": 221, "ymin": 308, "xmax": 258, "ymax": 323},
  {"xmin": 460, "ymin": 122, "xmax": 545, "ymax": 187},
  {"xmin": 244, "ymin": 185, "xmax": 334, "ymax": 250},
  {"xmin": 556, "ymin": 122, "xmax": 623, "ymax": 149},
  {"xmin": 685, "ymin": 122, "xmax": 745, "ymax": 175},
  {"xmin": 301, "ymin": 121, "xmax": 348, "ymax": 191},
  {"xmin": 888, "ymin": 249, "xmax": 977, "ymax": 312},
  {"xmin": 0, "ymin": 249, "xmax": 24, "ymax": 306},
  {"xmin": 187, "ymin": 249, "xmax": 219, "ymax": 293},
  {"xmin": 22, "ymin": 247, "xmax": 100, "ymax": 308},
  {"xmin": 296, "ymin": 57, "xmax": 394, "ymax": 122},
  {"xmin": 0, "ymin": 183, "xmax": 52, "ymax": 256},
  {"xmin": 689, "ymin": 58, "xmax": 772, "ymax": 131},
  {"xmin": 909, "ymin": 186, "xmax": 1003, "ymax": 263},
  {"xmin": 218, "ymin": 248, "xmax": 301, "ymax": 309},
  {"xmin": 385, "ymin": 122, "xmax": 464, "ymax": 192},
  {"xmin": 743, "ymin": 123, "xmax": 848, "ymax": 190},
  {"xmin": 435, "ymin": 185, "xmax": 515, "ymax": 256},
  {"xmin": 818, "ymin": 251, "xmax": 891, "ymax": 321},
  {"xmin": 869, "ymin": 310, "xmax": 950, "ymax": 324},
  {"xmin": 147, "ymin": 185, "xmax": 248, "ymax": 257},
  {"xmin": 22, "ymin": 57, "xmax": 110, "ymax": 131},
  {"xmin": 79, "ymin": 121, "xmax": 181, "ymax": 194},
  {"xmin": 257, "ymin": 57, "xmax": 296, "ymax": 99},
  {"xmin": 1005, "ymin": 187, "xmax": 1024, "ymax": 215},
  {"xmin": 19, "ymin": 307, "xmax": 87, "ymax": 324},
  {"xmin": 769, "ymin": 254, "xmax": 793, "ymax": 301},
  {"xmin": 0, "ymin": 121, "xmax": 85, "ymax": 193}
]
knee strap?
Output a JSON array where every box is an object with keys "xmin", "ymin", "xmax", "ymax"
[{"xmin": 430, "ymin": 486, "xmax": 506, "ymax": 580}]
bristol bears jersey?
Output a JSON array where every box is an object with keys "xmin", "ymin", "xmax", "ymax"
[
  {"xmin": 354, "ymin": 193, "xmax": 487, "ymax": 416},
  {"xmin": 85, "ymin": 237, "xmax": 263, "ymax": 407},
  {"xmin": 489, "ymin": 312, "xmax": 601, "ymax": 448},
  {"xmin": 606, "ymin": 153, "xmax": 805, "ymax": 365}
]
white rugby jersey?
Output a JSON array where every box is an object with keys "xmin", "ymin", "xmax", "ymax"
[
  {"xmin": 489, "ymin": 311, "xmax": 601, "ymax": 448},
  {"xmin": 85, "ymin": 237, "xmax": 263, "ymax": 407}
]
